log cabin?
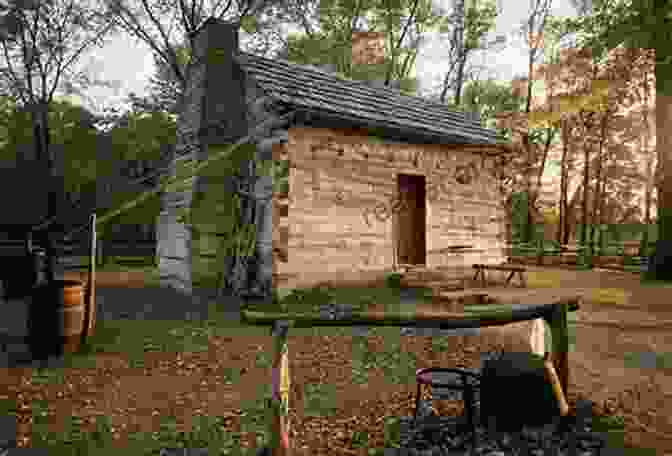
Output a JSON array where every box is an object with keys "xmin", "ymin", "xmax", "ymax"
[{"xmin": 157, "ymin": 17, "xmax": 516, "ymax": 295}]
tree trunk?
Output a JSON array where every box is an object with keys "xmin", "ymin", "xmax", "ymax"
[
  {"xmin": 591, "ymin": 116, "xmax": 608, "ymax": 257},
  {"xmin": 524, "ymin": 57, "xmax": 536, "ymax": 245},
  {"xmin": 566, "ymin": 185, "xmax": 582, "ymax": 246},
  {"xmin": 440, "ymin": 0, "xmax": 465, "ymax": 104},
  {"xmin": 641, "ymin": 133, "xmax": 653, "ymax": 257},
  {"xmin": 652, "ymin": 90, "xmax": 672, "ymax": 279},
  {"xmin": 581, "ymin": 144, "xmax": 590, "ymax": 252},
  {"xmin": 640, "ymin": 63, "xmax": 654, "ymax": 258},
  {"xmin": 524, "ymin": 137, "xmax": 535, "ymax": 244},
  {"xmin": 31, "ymin": 101, "xmax": 57, "ymax": 285},
  {"xmin": 558, "ymin": 121, "xmax": 570, "ymax": 245}
]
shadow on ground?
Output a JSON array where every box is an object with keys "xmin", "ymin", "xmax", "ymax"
[
  {"xmin": 95, "ymin": 285, "xmax": 240, "ymax": 322},
  {"xmin": 0, "ymin": 285, "xmax": 244, "ymax": 369}
]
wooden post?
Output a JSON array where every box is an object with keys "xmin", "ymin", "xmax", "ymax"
[
  {"xmin": 545, "ymin": 301, "xmax": 569, "ymax": 397},
  {"xmin": 82, "ymin": 213, "xmax": 97, "ymax": 342},
  {"xmin": 543, "ymin": 352, "xmax": 570, "ymax": 416},
  {"xmin": 270, "ymin": 320, "xmax": 292, "ymax": 456}
]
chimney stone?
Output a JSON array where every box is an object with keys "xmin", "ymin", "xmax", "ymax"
[
  {"xmin": 155, "ymin": 17, "xmax": 249, "ymax": 296},
  {"xmin": 367, "ymin": 79, "xmax": 401, "ymax": 90},
  {"xmin": 318, "ymin": 63, "xmax": 337, "ymax": 73},
  {"xmin": 196, "ymin": 18, "xmax": 248, "ymax": 148},
  {"xmin": 351, "ymin": 31, "xmax": 385, "ymax": 66},
  {"xmin": 465, "ymin": 111, "xmax": 481, "ymax": 124}
]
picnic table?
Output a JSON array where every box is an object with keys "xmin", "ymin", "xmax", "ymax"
[
  {"xmin": 434, "ymin": 245, "xmax": 486, "ymax": 267},
  {"xmin": 241, "ymin": 290, "xmax": 582, "ymax": 455},
  {"xmin": 436, "ymin": 245, "xmax": 486, "ymax": 255},
  {"xmin": 472, "ymin": 263, "xmax": 527, "ymax": 288}
]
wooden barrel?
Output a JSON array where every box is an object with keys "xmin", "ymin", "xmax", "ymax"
[
  {"xmin": 27, "ymin": 279, "xmax": 86, "ymax": 358},
  {"xmin": 1, "ymin": 252, "xmax": 38, "ymax": 299}
]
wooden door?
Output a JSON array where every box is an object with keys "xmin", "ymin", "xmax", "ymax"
[{"xmin": 396, "ymin": 174, "xmax": 426, "ymax": 266}]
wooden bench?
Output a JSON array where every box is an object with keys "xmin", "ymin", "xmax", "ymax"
[
  {"xmin": 559, "ymin": 245, "xmax": 582, "ymax": 266},
  {"xmin": 398, "ymin": 266, "xmax": 467, "ymax": 292},
  {"xmin": 433, "ymin": 290, "xmax": 490, "ymax": 310},
  {"xmin": 472, "ymin": 264, "xmax": 527, "ymax": 288}
]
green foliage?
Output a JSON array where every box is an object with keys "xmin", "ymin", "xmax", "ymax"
[
  {"xmin": 437, "ymin": 0, "xmax": 499, "ymax": 50},
  {"xmin": 460, "ymin": 79, "xmax": 526, "ymax": 136},
  {"xmin": 510, "ymin": 191, "xmax": 529, "ymax": 243},
  {"xmin": 383, "ymin": 417, "xmax": 402, "ymax": 448},
  {"xmin": 88, "ymin": 107, "xmax": 176, "ymax": 234},
  {"xmin": 283, "ymin": 285, "xmax": 337, "ymax": 310},
  {"xmin": 0, "ymin": 99, "xmax": 103, "ymax": 190},
  {"xmin": 272, "ymin": 158, "xmax": 289, "ymax": 195},
  {"xmin": 107, "ymin": 110, "xmax": 176, "ymax": 163},
  {"xmin": 0, "ymin": 96, "xmax": 176, "ymax": 238},
  {"xmin": 278, "ymin": 0, "xmax": 440, "ymax": 95},
  {"xmin": 188, "ymin": 143, "xmax": 260, "ymax": 260},
  {"xmin": 384, "ymin": 272, "xmax": 403, "ymax": 289},
  {"xmin": 302, "ymin": 381, "xmax": 338, "ymax": 417},
  {"xmin": 550, "ymin": 0, "xmax": 671, "ymax": 96}
]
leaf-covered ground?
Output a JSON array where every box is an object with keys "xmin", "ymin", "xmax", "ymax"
[{"xmin": 0, "ymin": 267, "xmax": 670, "ymax": 454}]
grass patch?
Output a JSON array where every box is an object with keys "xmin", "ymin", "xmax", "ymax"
[
  {"xmin": 589, "ymin": 412, "xmax": 658, "ymax": 456},
  {"xmin": 29, "ymin": 410, "xmax": 264, "ymax": 455},
  {"xmin": 243, "ymin": 283, "xmax": 435, "ymax": 321},
  {"xmin": 99, "ymin": 260, "xmax": 160, "ymax": 283},
  {"xmin": 24, "ymin": 405, "xmax": 643, "ymax": 456},
  {"xmin": 112, "ymin": 255, "xmax": 155, "ymax": 266},
  {"xmin": 639, "ymin": 275, "xmax": 672, "ymax": 288},
  {"xmin": 622, "ymin": 351, "xmax": 672, "ymax": 370}
]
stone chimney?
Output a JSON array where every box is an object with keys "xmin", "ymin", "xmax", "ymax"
[
  {"xmin": 464, "ymin": 111, "xmax": 481, "ymax": 125},
  {"xmin": 351, "ymin": 30, "xmax": 386, "ymax": 66},
  {"xmin": 511, "ymin": 76, "xmax": 528, "ymax": 99},
  {"xmin": 156, "ymin": 17, "xmax": 249, "ymax": 296},
  {"xmin": 367, "ymin": 79, "xmax": 402, "ymax": 90},
  {"xmin": 196, "ymin": 18, "xmax": 248, "ymax": 148},
  {"xmin": 351, "ymin": 30, "xmax": 404, "ymax": 90},
  {"xmin": 318, "ymin": 63, "xmax": 337, "ymax": 73}
]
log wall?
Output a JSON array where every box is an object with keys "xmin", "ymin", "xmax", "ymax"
[{"xmin": 273, "ymin": 126, "xmax": 506, "ymax": 289}]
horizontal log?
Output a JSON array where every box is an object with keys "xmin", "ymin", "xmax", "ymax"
[{"xmin": 241, "ymin": 298, "xmax": 580, "ymax": 328}]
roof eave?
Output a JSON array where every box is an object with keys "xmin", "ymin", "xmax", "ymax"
[{"xmin": 282, "ymin": 107, "xmax": 514, "ymax": 156}]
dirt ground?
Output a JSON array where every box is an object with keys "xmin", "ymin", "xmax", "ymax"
[
  {"xmin": 1, "ymin": 268, "xmax": 671, "ymax": 454},
  {"xmin": 532, "ymin": 266, "xmax": 672, "ymax": 452}
]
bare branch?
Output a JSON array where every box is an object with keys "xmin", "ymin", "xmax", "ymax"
[
  {"xmin": 384, "ymin": 0, "xmax": 419, "ymax": 86},
  {"xmin": 106, "ymin": 0, "xmax": 188, "ymax": 90},
  {"xmin": 0, "ymin": 38, "xmax": 28, "ymax": 104},
  {"xmin": 179, "ymin": 0, "xmax": 193, "ymax": 35},
  {"xmin": 213, "ymin": 0, "xmax": 233, "ymax": 21}
]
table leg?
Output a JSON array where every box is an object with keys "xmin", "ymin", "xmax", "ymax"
[
  {"xmin": 545, "ymin": 303, "xmax": 569, "ymax": 397},
  {"xmin": 506, "ymin": 270, "xmax": 515, "ymax": 286}
]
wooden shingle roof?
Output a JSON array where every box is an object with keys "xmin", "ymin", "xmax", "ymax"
[{"xmin": 235, "ymin": 51, "xmax": 509, "ymax": 149}]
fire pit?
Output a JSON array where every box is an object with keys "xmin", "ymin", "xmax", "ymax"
[{"xmin": 397, "ymin": 397, "xmax": 608, "ymax": 455}]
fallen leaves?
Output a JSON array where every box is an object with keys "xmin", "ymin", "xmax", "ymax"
[{"xmin": 1, "ymin": 291, "xmax": 671, "ymax": 452}]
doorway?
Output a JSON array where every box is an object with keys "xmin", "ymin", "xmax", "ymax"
[{"xmin": 396, "ymin": 174, "xmax": 426, "ymax": 266}]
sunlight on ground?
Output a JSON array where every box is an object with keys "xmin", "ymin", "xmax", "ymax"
[
  {"xmin": 525, "ymin": 271, "xmax": 562, "ymax": 288},
  {"xmin": 590, "ymin": 288, "xmax": 630, "ymax": 306}
]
